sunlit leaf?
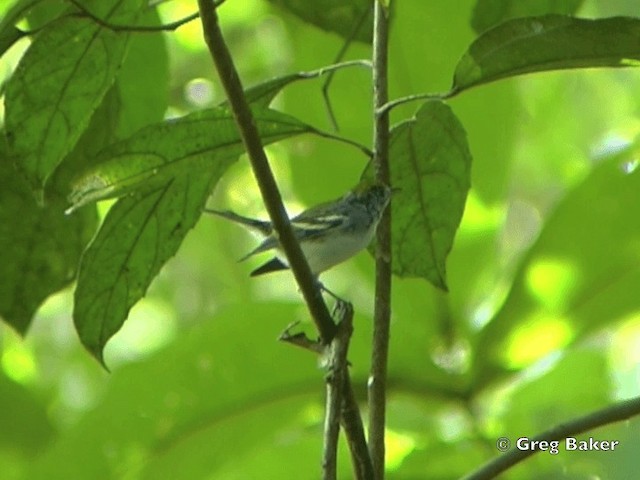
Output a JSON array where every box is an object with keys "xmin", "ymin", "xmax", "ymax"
[
  {"xmin": 384, "ymin": 100, "xmax": 472, "ymax": 290},
  {"xmin": 74, "ymin": 172, "xmax": 216, "ymax": 364},
  {"xmin": 470, "ymin": 0, "xmax": 584, "ymax": 34},
  {"xmin": 68, "ymin": 108, "xmax": 313, "ymax": 211},
  {"xmin": 4, "ymin": 0, "xmax": 144, "ymax": 194},
  {"xmin": 473, "ymin": 150, "xmax": 640, "ymax": 382},
  {"xmin": 0, "ymin": 0, "xmax": 38, "ymax": 55},
  {"xmin": 267, "ymin": 0, "xmax": 373, "ymax": 43},
  {"xmin": 454, "ymin": 15, "xmax": 640, "ymax": 93},
  {"xmin": 72, "ymin": 108, "xmax": 313, "ymax": 362}
]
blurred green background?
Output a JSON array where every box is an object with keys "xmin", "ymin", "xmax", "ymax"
[{"xmin": 1, "ymin": 0, "xmax": 640, "ymax": 478}]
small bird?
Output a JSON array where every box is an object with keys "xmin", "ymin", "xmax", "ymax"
[{"xmin": 205, "ymin": 181, "xmax": 392, "ymax": 277}]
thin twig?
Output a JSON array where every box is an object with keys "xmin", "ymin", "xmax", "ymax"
[
  {"xmin": 322, "ymin": 301, "xmax": 354, "ymax": 480},
  {"xmin": 368, "ymin": 2, "xmax": 392, "ymax": 479},
  {"xmin": 196, "ymin": 0, "xmax": 336, "ymax": 342},
  {"xmin": 67, "ymin": 0, "xmax": 202, "ymax": 32},
  {"xmin": 462, "ymin": 396, "xmax": 640, "ymax": 480},
  {"xmin": 377, "ymin": 89, "xmax": 456, "ymax": 116},
  {"xmin": 278, "ymin": 310, "xmax": 372, "ymax": 479},
  {"xmin": 321, "ymin": 4, "xmax": 373, "ymax": 131}
]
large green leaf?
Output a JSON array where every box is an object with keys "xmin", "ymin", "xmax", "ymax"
[
  {"xmin": 4, "ymin": 0, "xmax": 144, "ymax": 194},
  {"xmin": 0, "ymin": 88, "xmax": 116, "ymax": 333},
  {"xmin": 385, "ymin": 100, "xmax": 472, "ymax": 290},
  {"xmin": 267, "ymin": 0, "xmax": 373, "ymax": 43},
  {"xmin": 68, "ymin": 108, "xmax": 313, "ymax": 210},
  {"xmin": 72, "ymin": 107, "xmax": 314, "ymax": 362},
  {"xmin": 74, "ymin": 172, "xmax": 216, "ymax": 364},
  {"xmin": 454, "ymin": 15, "xmax": 640, "ymax": 93},
  {"xmin": 473, "ymin": 150, "xmax": 640, "ymax": 383},
  {"xmin": 114, "ymin": 8, "xmax": 169, "ymax": 138},
  {"xmin": 470, "ymin": 0, "xmax": 584, "ymax": 34},
  {"xmin": 30, "ymin": 303, "xmax": 352, "ymax": 480}
]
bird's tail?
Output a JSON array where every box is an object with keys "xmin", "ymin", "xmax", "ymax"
[{"xmin": 204, "ymin": 208, "xmax": 273, "ymax": 237}]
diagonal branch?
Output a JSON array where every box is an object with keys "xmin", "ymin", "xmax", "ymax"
[
  {"xmin": 196, "ymin": 0, "xmax": 336, "ymax": 342},
  {"xmin": 462, "ymin": 395, "xmax": 640, "ymax": 480}
]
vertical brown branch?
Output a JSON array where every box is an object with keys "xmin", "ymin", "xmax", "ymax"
[{"xmin": 368, "ymin": 1, "xmax": 392, "ymax": 478}]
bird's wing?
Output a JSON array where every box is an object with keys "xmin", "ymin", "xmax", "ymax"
[{"xmin": 291, "ymin": 207, "xmax": 347, "ymax": 240}]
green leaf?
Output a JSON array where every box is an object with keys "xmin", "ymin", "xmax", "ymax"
[
  {"xmin": 501, "ymin": 349, "xmax": 610, "ymax": 438},
  {"xmin": 470, "ymin": 0, "xmax": 584, "ymax": 34},
  {"xmin": 0, "ymin": 371, "xmax": 55, "ymax": 454},
  {"xmin": 267, "ymin": 0, "xmax": 373, "ymax": 43},
  {"xmin": 114, "ymin": 8, "xmax": 169, "ymax": 138},
  {"xmin": 72, "ymin": 107, "xmax": 313, "ymax": 362},
  {"xmin": 68, "ymin": 108, "xmax": 313, "ymax": 210},
  {"xmin": 0, "ymin": 153, "xmax": 98, "ymax": 334},
  {"xmin": 33, "ymin": 303, "xmax": 335, "ymax": 479},
  {"xmin": 4, "ymin": 1, "xmax": 143, "ymax": 194},
  {"xmin": 454, "ymin": 15, "xmax": 640, "ymax": 93},
  {"xmin": 385, "ymin": 101, "xmax": 472, "ymax": 290},
  {"xmin": 473, "ymin": 150, "xmax": 640, "ymax": 381},
  {"xmin": 0, "ymin": 27, "xmax": 25, "ymax": 58},
  {"xmin": 73, "ymin": 172, "xmax": 216, "ymax": 364},
  {"xmin": 0, "ymin": 88, "xmax": 118, "ymax": 333}
]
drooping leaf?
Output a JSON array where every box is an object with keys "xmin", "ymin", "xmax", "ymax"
[
  {"xmin": 74, "ymin": 172, "xmax": 215, "ymax": 364},
  {"xmin": 68, "ymin": 108, "xmax": 313, "ymax": 210},
  {"xmin": 4, "ymin": 0, "xmax": 144, "ymax": 195},
  {"xmin": 0, "ymin": 88, "xmax": 118, "ymax": 333},
  {"xmin": 266, "ymin": 0, "xmax": 373, "ymax": 43},
  {"xmin": 383, "ymin": 101, "xmax": 472, "ymax": 290},
  {"xmin": 0, "ymin": 152, "xmax": 98, "ymax": 334},
  {"xmin": 470, "ymin": 0, "xmax": 584, "ymax": 34},
  {"xmin": 72, "ymin": 107, "xmax": 314, "ymax": 362},
  {"xmin": 473, "ymin": 150, "xmax": 640, "ymax": 382},
  {"xmin": 454, "ymin": 15, "xmax": 640, "ymax": 93}
]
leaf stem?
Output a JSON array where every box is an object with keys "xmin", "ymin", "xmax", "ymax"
[{"xmin": 368, "ymin": 1, "xmax": 392, "ymax": 479}]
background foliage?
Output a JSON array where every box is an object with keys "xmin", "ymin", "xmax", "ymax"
[{"xmin": 1, "ymin": 0, "xmax": 640, "ymax": 478}]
